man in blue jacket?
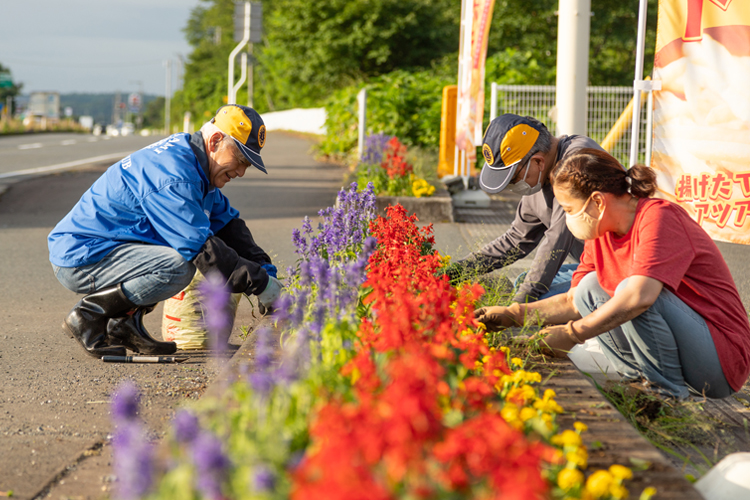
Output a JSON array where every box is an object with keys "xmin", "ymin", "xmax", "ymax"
[{"xmin": 48, "ymin": 104, "xmax": 282, "ymax": 358}]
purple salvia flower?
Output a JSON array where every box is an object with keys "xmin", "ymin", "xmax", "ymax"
[
  {"xmin": 249, "ymin": 372, "xmax": 276, "ymax": 396},
  {"xmin": 252, "ymin": 464, "xmax": 276, "ymax": 492},
  {"xmin": 113, "ymin": 422, "xmax": 154, "ymax": 500},
  {"xmin": 192, "ymin": 431, "xmax": 231, "ymax": 500},
  {"xmin": 253, "ymin": 327, "xmax": 275, "ymax": 371},
  {"xmin": 271, "ymin": 294, "xmax": 294, "ymax": 323},
  {"xmin": 362, "ymin": 133, "xmax": 392, "ymax": 165},
  {"xmin": 111, "ymin": 382, "xmax": 153, "ymax": 500},
  {"xmin": 173, "ymin": 409, "xmax": 200, "ymax": 445},
  {"xmin": 199, "ymin": 271, "xmax": 232, "ymax": 353},
  {"xmin": 111, "ymin": 381, "xmax": 140, "ymax": 423}
]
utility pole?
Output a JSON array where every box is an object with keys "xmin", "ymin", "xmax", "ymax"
[
  {"xmin": 113, "ymin": 91, "xmax": 122, "ymax": 125},
  {"xmin": 164, "ymin": 60, "xmax": 172, "ymax": 135},
  {"xmin": 555, "ymin": 0, "xmax": 591, "ymax": 136},
  {"xmin": 247, "ymin": 43, "xmax": 253, "ymax": 108}
]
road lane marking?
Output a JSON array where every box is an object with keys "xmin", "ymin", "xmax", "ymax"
[
  {"xmin": 18, "ymin": 143, "xmax": 43, "ymax": 150},
  {"xmin": 0, "ymin": 152, "xmax": 132, "ymax": 179},
  {"xmin": 61, "ymin": 140, "xmax": 77, "ymax": 146}
]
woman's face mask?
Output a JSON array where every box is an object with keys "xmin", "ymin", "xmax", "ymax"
[
  {"xmin": 566, "ymin": 194, "xmax": 606, "ymax": 240},
  {"xmin": 507, "ymin": 159, "xmax": 543, "ymax": 196}
]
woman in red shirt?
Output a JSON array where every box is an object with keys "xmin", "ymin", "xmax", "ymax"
[{"xmin": 475, "ymin": 148, "xmax": 750, "ymax": 399}]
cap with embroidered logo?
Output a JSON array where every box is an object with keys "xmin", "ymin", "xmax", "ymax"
[
  {"xmin": 478, "ymin": 114, "xmax": 546, "ymax": 193},
  {"xmin": 212, "ymin": 104, "xmax": 267, "ymax": 174}
]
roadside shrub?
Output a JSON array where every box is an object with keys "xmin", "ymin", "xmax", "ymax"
[{"xmin": 319, "ymin": 69, "xmax": 453, "ymax": 159}]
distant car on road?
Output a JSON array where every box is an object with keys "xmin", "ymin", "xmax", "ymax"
[{"xmin": 121, "ymin": 122, "xmax": 135, "ymax": 136}]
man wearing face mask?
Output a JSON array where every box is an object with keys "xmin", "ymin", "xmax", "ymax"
[
  {"xmin": 448, "ymin": 114, "xmax": 606, "ymax": 315},
  {"xmin": 48, "ymin": 104, "xmax": 283, "ymax": 358}
]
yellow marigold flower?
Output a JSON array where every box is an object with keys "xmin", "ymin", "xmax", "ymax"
[
  {"xmin": 566, "ymin": 447, "xmax": 589, "ymax": 469},
  {"xmin": 500, "ymin": 403, "xmax": 523, "ymax": 430},
  {"xmin": 640, "ymin": 486, "xmax": 657, "ymax": 500},
  {"xmin": 543, "ymin": 388, "xmax": 556, "ymax": 399},
  {"xmin": 551, "ymin": 430, "xmax": 582, "ymax": 448},
  {"xmin": 506, "ymin": 384, "xmax": 536, "ymax": 404},
  {"xmin": 609, "ymin": 483, "xmax": 629, "ymax": 500},
  {"xmin": 511, "ymin": 357, "xmax": 523, "ymax": 367},
  {"xmin": 533, "ymin": 397, "xmax": 564, "ymax": 414},
  {"xmin": 527, "ymin": 371, "xmax": 542, "ymax": 383},
  {"xmin": 574, "ymin": 421, "xmax": 588, "ymax": 433},
  {"xmin": 519, "ymin": 407, "xmax": 537, "ymax": 422},
  {"xmin": 501, "ymin": 403, "xmax": 520, "ymax": 421},
  {"xmin": 585, "ymin": 470, "xmax": 613, "ymax": 498},
  {"xmin": 557, "ymin": 468, "xmax": 585, "ymax": 490},
  {"xmin": 412, "ymin": 178, "xmax": 435, "ymax": 197},
  {"xmin": 500, "ymin": 346, "xmax": 511, "ymax": 356},
  {"xmin": 482, "ymin": 355, "xmax": 490, "ymax": 363},
  {"xmin": 609, "ymin": 464, "xmax": 633, "ymax": 480}
]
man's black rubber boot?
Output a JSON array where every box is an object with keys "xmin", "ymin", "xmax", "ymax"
[
  {"xmin": 63, "ymin": 286, "xmax": 129, "ymax": 358},
  {"xmin": 108, "ymin": 299, "xmax": 177, "ymax": 355}
]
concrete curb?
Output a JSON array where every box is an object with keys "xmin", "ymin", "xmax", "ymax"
[{"xmin": 374, "ymin": 188, "xmax": 454, "ymax": 223}]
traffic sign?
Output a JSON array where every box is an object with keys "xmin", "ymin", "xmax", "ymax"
[
  {"xmin": 128, "ymin": 92, "xmax": 142, "ymax": 113},
  {"xmin": 234, "ymin": 2, "xmax": 262, "ymax": 43},
  {"xmin": 0, "ymin": 72, "xmax": 12, "ymax": 89}
]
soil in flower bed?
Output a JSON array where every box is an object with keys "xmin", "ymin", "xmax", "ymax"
[
  {"xmin": 526, "ymin": 354, "xmax": 704, "ymax": 499},
  {"xmin": 490, "ymin": 325, "xmax": 750, "ymax": 493}
]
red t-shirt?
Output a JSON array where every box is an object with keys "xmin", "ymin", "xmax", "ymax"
[{"xmin": 571, "ymin": 198, "xmax": 750, "ymax": 391}]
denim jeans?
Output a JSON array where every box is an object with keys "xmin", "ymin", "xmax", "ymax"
[
  {"xmin": 574, "ymin": 272, "xmax": 733, "ymax": 399},
  {"xmin": 514, "ymin": 263, "xmax": 579, "ymax": 300},
  {"xmin": 52, "ymin": 243, "xmax": 196, "ymax": 306}
]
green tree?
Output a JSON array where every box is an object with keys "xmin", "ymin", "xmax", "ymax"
[
  {"xmin": 142, "ymin": 96, "xmax": 166, "ymax": 129},
  {"xmin": 255, "ymin": 0, "xmax": 460, "ymax": 110},
  {"xmin": 484, "ymin": 0, "xmax": 658, "ymax": 86}
]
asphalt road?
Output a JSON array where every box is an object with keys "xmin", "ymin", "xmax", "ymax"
[
  {"xmin": 0, "ymin": 131, "xmax": 348, "ymax": 499},
  {"xmin": 0, "ymin": 132, "xmax": 161, "ymax": 179}
]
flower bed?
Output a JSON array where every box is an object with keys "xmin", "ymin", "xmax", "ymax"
[{"xmin": 110, "ymin": 184, "xmax": 651, "ymax": 500}]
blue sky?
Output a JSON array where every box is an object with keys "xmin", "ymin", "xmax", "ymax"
[{"xmin": 0, "ymin": 0, "xmax": 197, "ymax": 95}]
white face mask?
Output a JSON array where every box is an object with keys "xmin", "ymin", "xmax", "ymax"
[
  {"xmin": 566, "ymin": 195, "xmax": 606, "ymax": 240},
  {"xmin": 507, "ymin": 159, "xmax": 543, "ymax": 196}
]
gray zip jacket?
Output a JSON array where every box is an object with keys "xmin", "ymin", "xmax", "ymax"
[{"xmin": 462, "ymin": 135, "xmax": 604, "ymax": 302}]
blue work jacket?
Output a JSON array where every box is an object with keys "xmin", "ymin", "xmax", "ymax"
[{"xmin": 48, "ymin": 133, "xmax": 238, "ymax": 268}]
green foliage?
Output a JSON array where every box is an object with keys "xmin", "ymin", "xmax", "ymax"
[
  {"xmin": 175, "ymin": 0, "xmax": 237, "ymax": 126},
  {"xmin": 256, "ymin": 0, "xmax": 459, "ymax": 109},
  {"xmin": 320, "ymin": 69, "xmax": 453, "ymax": 156},
  {"xmin": 141, "ymin": 96, "xmax": 166, "ymax": 129},
  {"xmin": 485, "ymin": 0, "xmax": 657, "ymax": 86},
  {"xmin": 173, "ymin": 0, "xmax": 657, "ymax": 154}
]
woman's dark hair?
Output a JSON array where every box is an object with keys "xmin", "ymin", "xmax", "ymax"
[{"xmin": 550, "ymin": 148, "xmax": 657, "ymax": 199}]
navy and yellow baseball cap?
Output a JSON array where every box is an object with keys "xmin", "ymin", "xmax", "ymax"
[
  {"xmin": 478, "ymin": 114, "xmax": 545, "ymax": 193},
  {"xmin": 212, "ymin": 104, "xmax": 267, "ymax": 174}
]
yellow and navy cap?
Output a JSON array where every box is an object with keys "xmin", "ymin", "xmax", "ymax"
[
  {"xmin": 478, "ymin": 114, "xmax": 544, "ymax": 193},
  {"xmin": 212, "ymin": 104, "xmax": 267, "ymax": 174}
]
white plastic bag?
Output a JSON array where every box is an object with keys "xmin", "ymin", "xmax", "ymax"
[{"xmin": 161, "ymin": 269, "xmax": 241, "ymax": 350}]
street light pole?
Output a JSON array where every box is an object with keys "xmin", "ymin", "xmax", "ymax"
[{"xmin": 164, "ymin": 59, "xmax": 172, "ymax": 135}]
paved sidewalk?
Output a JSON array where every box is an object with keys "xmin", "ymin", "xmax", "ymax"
[{"xmin": 0, "ymin": 131, "xmax": 348, "ymax": 500}]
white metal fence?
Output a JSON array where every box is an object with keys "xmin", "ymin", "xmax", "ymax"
[{"xmin": 490, "ymin": 84, "xmax": 649, "ymax": 166}]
